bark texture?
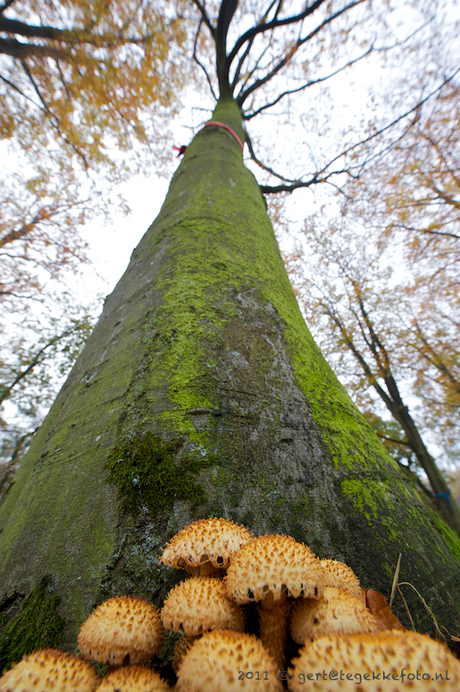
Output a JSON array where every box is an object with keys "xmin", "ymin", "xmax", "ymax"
[{"xmin": 1, "ymin": 98, "xmax": 460, "ymax": 662}]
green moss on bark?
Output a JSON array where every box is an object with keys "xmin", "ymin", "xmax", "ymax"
[
  {"xmin": 0, "ymin": 577, "xmax": 65, "ymax": 673},
  {"xmin": 104, "ymin": 432, "xmax": 214, "ymax": 517}
]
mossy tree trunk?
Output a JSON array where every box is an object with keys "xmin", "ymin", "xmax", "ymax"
[{"xmin": 1, "ymin": 98, "xmax": 460, "ymax": 665}]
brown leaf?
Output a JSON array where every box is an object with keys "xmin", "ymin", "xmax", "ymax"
[
  {"xmin": 365, "ymin": 589, "xmax": 405, "ymax": 631},
  {"xmin": 365, "ymin": 589, "xmax": 388, "ymax": 615}
]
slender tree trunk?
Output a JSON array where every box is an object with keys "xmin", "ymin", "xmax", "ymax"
[
  {"xmin": 1, "ymin": 98, "xmax": 460, "ymax": 663},
  {"xmin": 384, "ymin": 389, "xmax": 460, "ymax": 534}
]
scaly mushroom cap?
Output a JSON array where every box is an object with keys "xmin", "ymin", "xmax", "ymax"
[
  {"xmin": 320, "ymin": 559, "xmax": 362, "ymax": 598},
  {"xmin": 288, "ymin": 630, "xmax": 460, "ymax": 691},
  {"xmin": 290, "ymin": 587, "xmax": 378, "ymax": 643},
  {"xmin": 160, "ymin": 518, "xmax": 253, "ymax": 574},
  {"xmin": 176, "ymin": 629, "xmax": 283, "ymax": 691},
  {"xmin": 172, "ymin": 635, "xmax": 201, "ymax": 673},
  {"xmin": 225, "ymin": 535, "xmax": 325, "ymax": 603},
  {"xmin": 78, "ymin": 595, "xmax": 164, "ymax": 666},
  {"xmin": 96, "ymin": 665, "xmax": 170, "ymax": 691},
  {"xmin": 161, "ymin": 576, "xmax": 245, "ymax": 636},
  {"xmin": 0, "ymin": 649, "xmax": 100, "ymax": 692}
]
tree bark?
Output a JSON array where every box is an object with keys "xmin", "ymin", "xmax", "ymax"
[{"xmin": 1, "ymin": 98, "xmax": 460, "ymax": 664}]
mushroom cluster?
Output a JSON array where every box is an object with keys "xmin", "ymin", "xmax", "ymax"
[
  {"xmin": 2, "ymin": 516, "xmax": 460, "ymax": 691},
  {"xmin": 0, "ymin": 595, "xmax": 169, "ymax": 692},
  {"xmin": 159, "ymin": 517, "xmax": 460, "ymax": 691}
]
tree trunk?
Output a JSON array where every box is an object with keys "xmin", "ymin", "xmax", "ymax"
[
  {"xmin": 383, "ymin": 386, "xmax": 460, "ymax": 534},
  {"xmin": 1, "ymin": 98, "xmax": 460, "ymax": 664}
]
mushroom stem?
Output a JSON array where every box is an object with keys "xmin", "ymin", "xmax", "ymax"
[{"xmin": 257, "ymin": 592, "xmax": 290, "ymax": 670}]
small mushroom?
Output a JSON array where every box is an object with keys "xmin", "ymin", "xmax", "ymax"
[
  {"xmin": 96, "ymin": 665, "xmax": 170, "ymax": 691},
  {"xmin": 290, "ymin": 587, "xmax": 378, "ymax": 643},
  {"xmin": 0, "ymin": 649, "xmax": 100, "ymax": 692},
  {"xmin": 225, "ymin": 534, "xmax": 325, "ymax": 669},
  {"xmin": 172, "ymin": 635, "xmax": 200, "ymax": 673},
  {"xmin": 320, "ymin": 558, "xmax": 362, "ymax": 598},
  {"xmin": 176, "ymin": 629, "xmax": 283, "ymax": 691},
  {"xmin": 161, "ymin": 576, "xmax": 245, "ymax": 636},
  {"xmin": 288, "ymin": 630, "xmax": 460, "ymax": 691},
  {"xmin": 78, "ymin": 595, "xmax": 164, "ymax": 670},
  {"xmin": 160, "ymin": 518, "xmax": 253, "ymax": 576}
]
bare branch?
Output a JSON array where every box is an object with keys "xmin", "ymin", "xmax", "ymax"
[
  {"xmin": 263, "ymin": 66, "xmax": 460, "ymax": 194},
  {"xmin": 319, "ymin": 65, "xmax": 460, "ymax": 176},
  {"xmin": 0, "ymin": 15, "xmax": 73, "ymax": 40},
  {"xmin": 0, "ymin": 37, "xmax": 66, "ymax": 60},
  {"xmin": 231, "ymin": 0, "xmax": 282, "ymax": 90},
  {"xmin": 377, "ymin": 433, "xmax": 413, "ymax": 449},
  {"xmin": 227, "ymin": 0, "xmax": 327, "ymax": 69},
  {"xmin": 193, "ymin": 17, "xmax": 218, "ymax": 101},
  {"xmin": 245, "ymin": 131, "xmax": 301, "ymax": 184},
  {"xmin": 191, "ymin": 0, "xmax": 216, "ymax": 37},
  {"xmin": 238, "ymin": 1, "xmax": 366, "ymax": 106},
  {"xmin": 231, "ymin": 32, "xmax": 256, "ymax": 91},
  {"xmin": 0, "ymin": 324, "xmax": 82, "ymax": 405},
  {"xmin": 388, "ymin": 223, "xmax": 460, "ymax": 241},
  {"xmin": 243, "ymin": 46, "xmax": 373, "ymax": 118}
]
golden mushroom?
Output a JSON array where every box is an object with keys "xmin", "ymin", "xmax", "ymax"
[
  {"xmin": 290, "ymin": 587, "xmax": 378, "ymax": 643},
  {"xmin": 225, "ymin": 534, "xmax": 325, "ymax": 669},
  {"xmin": 78, "ymin": 595, "xmax": 164, "ymax": 670},
  {"xmin": 319, "ymin": 558, "xmax": 362, "ymax": 599},
  {"xmin": 161, "ymin": 576, "xmax": 245, "ymax": 636},
  {"xmin": 288, "ymin": 630, "xmax": 460, "ymax": 691},
  {"xmin": 96, "ymin": 665, "xmax": 170, "ymax": 691},
  {"xmin": 160, "ymin": 518, "xmax": 253, "ymax": 576},
  {"xmin": 172, "ymin": 635, "xmax": 200, "ymax": 673},
  {"xmin": 0, "ymin": 649, "xmax": 100, "ymax": 692},
  {"xmin": 176, "ymin": 629, "xmax": 283, "ymax": 691}
]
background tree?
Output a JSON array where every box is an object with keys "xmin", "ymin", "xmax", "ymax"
[
  {"xmin": 280, "ymin": 11, "xmax": 460, "ymax": 523},
  {"xmin": 2, "ymin": 0, "xmax": 460, "ymax": 677},
  {"xmin": 0, "ymin": 294, "xmax": 97, "ymax": 500},
  {"xmin": 286, "ymin": 217, "xmax": 460, "ymax": 529}
]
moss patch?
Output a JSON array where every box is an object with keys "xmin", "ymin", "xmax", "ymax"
[
  {"xmin": 104, "ymin": 431, "xmax": 214, "ymax": 517},
  {"xmin": 0, "ymin": 577, "xmax": 65, "ymax": 673}
]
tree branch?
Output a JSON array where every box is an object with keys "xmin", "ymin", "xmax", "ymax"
[
  {"xmin": 263, "ymin": 66, "xmax": 460, "ymax": 194},
  {"xmin": 0, "ymin": 37, "xmax": 66, "ymax": 60},
  {"xmin": 377, "ymin": 433, "xmax": 413, "ymax": 449},
  {"xmin": 0, "ymin": 209, "xmax": 50, "ymax": 249},
  {"xmin": 243, "ymin": 46, "xmax": 373, "ymax": 118},
  {"xmin": 0, "ymin": 15, "xmax": 73, "ymax": 40},
  {"xmin": 237, "ymin": 1, "xmax": 365, "ymax": 106},
  {"xmin": 20, "ymin": 60, "xmax": 90, "ymax": 169},
  {"xmin": 193, "ymin": 17, "xmax": 218, "ymax": 101},
  {"xmin": 191, "ymin": 0, "xmax": 216, "ymax": 37},
  {"xmin": 227, "ymin": 0, "xmax": 327, "ymax": 69},
  {"xmin": 231, "ymin": 0, "xmax": 282, "ymax": 90}
]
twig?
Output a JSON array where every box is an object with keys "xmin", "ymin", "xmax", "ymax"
[
  {"xmin": 397, "ymin": 586, "xmax": 415, "ymax": 630},
  {"xmin": 398, "ymin": 582, "xmax": 446, "ymax": 641},
  {"xmin": 389, "ymin": 553, "xmax": 401, "ymax": 610}
]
